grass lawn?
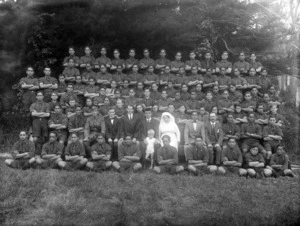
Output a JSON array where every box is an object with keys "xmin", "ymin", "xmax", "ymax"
[{"xmin": 0, "ymin": 160, "xmax": 299, "ymax": 226}]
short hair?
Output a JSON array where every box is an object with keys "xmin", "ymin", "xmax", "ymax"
[
  {"xmin": 19, "ymin": 130, "xmax": 27, "ymax": 135},
  {"xmin": 36, "ymin": 91, "xmax": 43, "ymax": 96},
  {"xmin": 59, "ymin": 74, "xmax": 65, "ymax": 78},
  {"xmin": 228, "ymin": 137, "xmax": 236, "ymax": 142},
  {"xmin": 191, "ymin": 111, "xmax": 198, "ymax": 115},
  {"xmin": 144, "ymin": 107, "xmax": 152, "ymax": 112},
  {"xmin": 113, "ymin": 49, "xmax": 120, "ymax": 53},
  {"xmin": 96, "ymin": 133, "xmax": 105, "ymax": 139},
  {"xmin": 49, "ymin": 131, "xmax": 57, "ymax": 137},
  {"xmin": 162, "ymin": 135, "xmax": 171, "ymax": 141},
  {"xmin": 210, "ymin": 113, "xmax": 216, "ymax": 117}
]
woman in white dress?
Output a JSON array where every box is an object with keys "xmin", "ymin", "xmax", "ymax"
[{"xmin": 158, "ymin": 112, "xmax": 180, "ymax": 150}]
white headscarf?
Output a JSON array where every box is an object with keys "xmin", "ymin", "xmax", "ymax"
[{"xmin": 160, "ymin": 112, "xmax": 175, "ymax": 125}]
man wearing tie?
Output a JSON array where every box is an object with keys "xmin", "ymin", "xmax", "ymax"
[
  {"xmin": 184, "ymin": 111, "xmax": 206, "ymax": 160},
  {"xmin": 140, "ymin": 108, "xmax": 160, "ymax": 163},
  {"xmin": 205, "ymin": 113, "xmax": 223, "ymax": 165},
  {"xmin": 104, "ymin": 108, "xmax": 120, "ymax": 160},
  {"xmin": 118, "ymin": 105, "xmax": 141, "ymax": 149}
]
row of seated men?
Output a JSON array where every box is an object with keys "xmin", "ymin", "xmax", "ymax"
[
  {"xmin": 5, "ymin": 128, "xmax": 295, "ymax": 178},
  {"xmin": 61, "ymin": 47, "xmax": 262, "ymax": 76}
]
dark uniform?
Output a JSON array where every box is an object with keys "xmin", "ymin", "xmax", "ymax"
[
  {"xmin": 10, "ymin": 139, "xmax": 35, "ymax": 169},
  {"xmin": 157, "ymin": 145, "xmax": 179, "ymax": 174},
  {"xmin": 39, "ymin": 76, "xmax": 58, "ymax": 102},
  {"xmin": 118, "ymin": 143, "xmax": 141, "ymax": 170},
  {"xmin": 263, "ymin": 124, "xmax": 283, "ymax": 153},
  {"xmin": 48, "ymin": 112, "xmax": 68, "ymax": 142},
  {"xmin": 40, "ymin": 140, "xmax": 64, "ymax": 168},
  {"xmin": 90, "ymin": 142, "xmax": 112, "ymax": 171},
  {"xmin": 19, "ymin": 76, "xmax": 39, "ymax": 112},
  {"xmin": 68, "ymin": 113, "xmax": 86, "ymax": 140},
  {"xmin": 64, "ymin": 140, "xmax": 86, "ymax": 169}
]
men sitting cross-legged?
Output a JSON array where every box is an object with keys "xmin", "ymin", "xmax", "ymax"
[
  {"xmin": 153, "ymin": 135, "xmax": 184, "ymax": 175},
  {"xmin": 217, "ymin": 138, "xmax": 247, "ymax": 176},
  {"xmin": 36, "ymin": 131, "xmax": 65, "ymax": 169},
  {"xmin": 5, "ymin": 131, "xmax": 36, "ymax": 169},
  {"xmin": 266, "ymin": 145, "xmax": 296, "ymax": 178},
  {"xmin": 112, "ymin": 135, "xmax": 142, "ymax": 172},
  {"xmin": 244, "ymin": 145, "xmax": 271, "ymax": 178},
  {"xmin": 60, "ymin": 133, "xmax": 88, "ymax": 170},
  {"xmin": 86, "ymin": 133, "xmax": 112, "ymax": 172},
  {"xmin": 186, "ymin": 136, "xmax": 217, "ymax": 175}
]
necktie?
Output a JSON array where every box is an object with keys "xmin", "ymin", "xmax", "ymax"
[{"xmin": 212, "ymin": 123, "xmax": 215, "ymax": 130}]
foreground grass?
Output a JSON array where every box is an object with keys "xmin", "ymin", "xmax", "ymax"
[{"xmin": 0, "ymin": 161, "xmax": 299, "ymax": 226}]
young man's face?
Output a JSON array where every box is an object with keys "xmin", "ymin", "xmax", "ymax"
[
  {"xmin": 97, "ymin": 135, "xmax": 105, "ymax": 144},
  {"xmin": 51, "ymin": 93, "xmax": 58, "ymax": 101},
  {"xmin": 129, "ymin": 50, "xmax": 135, "ymax": 57},
  {"xmin": 44, "ymin": 68, "xmax": 51, "ymax": 76},
  {"xmin": 161, "ymin": 91, "xmax": 167, "ymax": 99},
  {"xmin": 108, "ymin": 109, "xmax": 115, "ymax": 118},
  {"xmin": 129, "ymin": 90, "xmax": 135, "ymax": 97},
  {"xmin": 137, "ymin": 83, "xmax": 143, "ymax": 90},
  {"xmin": 210, "ymin": 114, "xmax": 216, "ymax": 122},
  {"xmin": 195, "ymin": 138, "xmax": 203, "ymax": 147},
  {"xmin": 199, "ymin": 108, "xmax": 205, "ymax": 115},
  {"xmin": 227, "ymin": 115, "xmax": 234, "ymax": 123},
  {"xmin": 269, "ymin": 117, "xmax": 276, "ymax": 125},
  {"xmin": 162, "ymin": 137, "xmax": 170, "ymax": 146},
  {"xmin": 104, "ymin": 98, "xmax": 110, "ymax": 105},
  {"xmin": 221, "ymin": 52, "xmax": 228, "ymax": 60},
  {"xmin": 250, "ymin": 54, "xmax": 256, "ymax": 61},
  {"xmin": 211, "ymin": 107, "xmax": 218, "ymax": 114},
  {"xmin": 175, "ymin": 53, "xmax": 182, "ymax": 61},
  {"xmin": 117, "ymin": 66, "xmax": 123, "ymax": 73},
  {"xmin": 69, "ymin": 48, "xmax": 75, "ymax": 55},
  {"xmin": 113, "ymin": 51, "xmax": 120, "ymax": 58},
  {"xmin": 235, "ymin": 106, "xmax": 241, "ymax": 113},
  {"xmin": 86, "ymin": 99, "xmax": 92, "ymax": 106},
  {"xmin": 196, "ymin": 84, "xmax": 202, "ymax": 91},
  {"xmin": 270, "ymin": 106, "xmax": 277, "ymax": 114},
  {"xmin": 145, "ymin": 111, "xmax": 152, "ymax": 119},
  {"xmin": 251, "ymin": 88, "xmax": 258, "ymax": 95},
  {"xmin": 54, "ymin": 106, "xmax": 61, "ymax": 114},
  {"xmin": 152, "ymin": 84, "xmax": 158, "ymax": 91},
  {"xmin": 26, "ymin": 68, "xmax": 34, "ymax": 77},
  {"xmin": 239, "ymin": 53, "xmax": 245, "ymax": 61},
  {"xmin": 249, "ymin": 69, "xmax": 256, "ymax": 76},
  {"xmin": 175, "ymin": 93, "xmax": 181, "ymax": 100},
  {"xmin": 179, "ymin": 106, "xmax": 185, "ymax": 113},
  {"xmin": 143, "ymin": 49, "xmax": 150, "ymax": 57},
  {"xmin": 264, "ymin": 94, "xmax": 270, "ymax": 102},
  {"xmin": 220, "ymin": 68, "xmax": 226, "ymax": 75},
  {"xmin": 205, "ymin": 53, "xmax": 211, "ymax": 60},
  {"xmin": 160, "ymin": 50, "xmax": 166, "ymax": 58},
  {"xmin": 168, "ymin": 105, "xmax": 174, "ymax": 112},
  {"xmin": 69, "ymin": 60, "xmax": 75, "ymax": 67},
  {"xmin": 67, "ymin": 85, "xmax": 73, "ymax": 93},
  {"xmin": 191, "ymin": 67, "xmax": 198, "ymax": 75},
  {"xmin": 261, "ymin": 70, "xmax": 267, "ymax": 76},
  {"xmin": 100, "ymin": 48, "xmax": 107, "ymax": 55},
  {"xmin": 75, "ymin": 107, "xmax": 82, "ymax": 115},
  {"xmin": 250, "ymin": 147, "xmax": 259, "ymax": 155},
  {"xmin": 36, "ymin": 93, "xmax": 44, "ymax": 101},
  {"xmin": 148, "ymin": 66, "xmax": 154, "ymax": 73},
  {"xmin": 206, "ymin": 93, "xmax": 212, "ymax": 100},
  {"xmin": 230, "ymin": 85, "xmax": 236, "ymax": 92},
  {"xmin": 127, "ymin": 106, "xmax": 134, "ymax": 114},
  {"xmin": 75, "ymin": 76, "xmax": 82, "ymax": 84},
  {"xmin": 167, "ymin": 82, "xmax": 173, "ymax": 88},
  {"xmin": 136, "ymin": 105, "xmax": 143, "ymax": 112},
  {"xmin": 165, "ymin": 67, "xmax": 171, "ymax": 74},
  {"xmin": 49, "ymin": 133, "xmax": 57, "ymax": 142},
  {"xmin": 100, "ymin": 88, "xmax": 106, "ymax": 95},
  {"xmin": 125, "ymin": 136, "xmax": 132, "ymax": 145},
  {"xmin": 191, "ymin": 112, "xmax": 198, "ymax": 121},
  {"xmin": 179, "ymin": 68, "xmax": 185, "ymax": 74},
  {"xmin": 86, "ymin": 65, "xmax": 92, "ymax": 71},
  {"xmin": 115, "ymin": 91, "xmax": 121, "ymax": 98},
  {"xmin": 181, "ymin": 85, "xmax": 188, "ymax": 92},
  {"xmin": 116, "ymin": 100, "xmax": 123, "ymax": 108},
  {"xmin": 228, "ymin": 139, "xmax": 236, "ymax": 148},
  {"xmin": 233, "ymin": 69, "xmax": 240, "ymax": 76},
  {"xmin": 71, "ymin": 134, "xmax": 78, "ymax": 143},
  {"xmin": 111, "ymin": 81, "xmax": 117, "ymax": 88},
  {"xmin": 223, "ymin": 91, "xmax": 229, "ymax": 99},
  {"xmin": 213, "ymin": 86, "xmax": 219, "ymax": 93},
  {"xmin": 92, "ymin": 109, "xmax": 99, "ymax": 117},
  {"xmin": 69, "ymin": 100, "xmax": 76, "ymax": 107},
  {"xmin": 248, "ymin": 114, "xmax": 255, "ymax": 123},
  {"xmin": 257, "ymin": 105, "xmax": 264, "ymax": 113},
  {"xmin": 244, "ymin": 94, "xmax": 251, "ymax": 101},
  {"xmin": 59, "ymin": 76, "xmax": 65, "ymax": 83},
  {"xmin": 276, "ymin": 146, "xmax": 284, "ymax": 155},
  {"xmin": 85, "ymin": 47, "xmax": 91, "ymax": 55},
  {"xmin": 89, "ymin": 79, "xmax": 95, "ymax": 86},
  {"xmin": 152, "ymin": 105, "xmax": 158, "ymax": 111},
  {"xmin": 189, "ymin": 52, "xmax": 196, "ymax": 60},
  {"xmin": 19, "ymin": 132, "xmax": 27, "ymax": 141},
  {"xmin": 191, "ymin": 92, "xmax": 196, "ymax": 99},
  {"xmin": 132, "ymin": 65, "xmax": 138, "ymax": 73},
  {"xmin": 100, "ymin": 66, "xmax": 107, "ymax": 73}
]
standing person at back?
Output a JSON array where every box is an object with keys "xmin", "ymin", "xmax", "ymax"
[{"xmin": 105, "ymin": 108, "xmax": 120, "ymax": 160}]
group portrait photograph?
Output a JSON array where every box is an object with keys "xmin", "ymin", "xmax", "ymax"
[{"xmin": 0, "ymin": 0, "xmax": 299, "ymax": 225}]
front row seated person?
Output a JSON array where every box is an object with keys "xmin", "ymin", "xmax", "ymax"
[
  {"xmin": 5, "ymin": 131, "xmax": 36, "ymax": 169},
  {"xmin": 36, "ymin": 132, "xmax": 64, "ymax": 169},
  {"xmin": 186, "ymin": 136, "xmax": 217, "ymax": 176},
  {"xmin": 244, "ymin": 145, "xmax": 271, "ymax": 178},
  {"xmin": 59, "ymin": 133, "xmax": 88, "ymax": 170},
  {"xmin": 112, "ymin": 135, "xmax": 142, "ymax": 172},
  {"xmin": 153, "ymin": 135, "xmax": 184, "ymax": 175},
  {"xmin": 86, "ymin": 133, "xmax": 112, "ymax": 172},
  {"xmin": 217, "ymin": 138, "xmax": 246, "ymax": 176},
  {"xmin": 266, "ymin": 145, "xmax": 296, "ymax": 178}
]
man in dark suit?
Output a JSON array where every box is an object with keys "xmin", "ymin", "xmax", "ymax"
[
  {"xmin": 184, "ymin": 111, "xmax": 206, "ymax": 160},
  {"xmin": 139, "ymin": 107, "xmax": 161, "ymax": 165},
  {"xmin": 105, "ymin": 108, "xmax": 120, "ymax": 160},
  {"xmin": 205, "ymin": 113, "xmax": 224, "ymax": 165},
  {"xmin": 118, "ymin": 105, "xmax": 140, "ymax": 149}
]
